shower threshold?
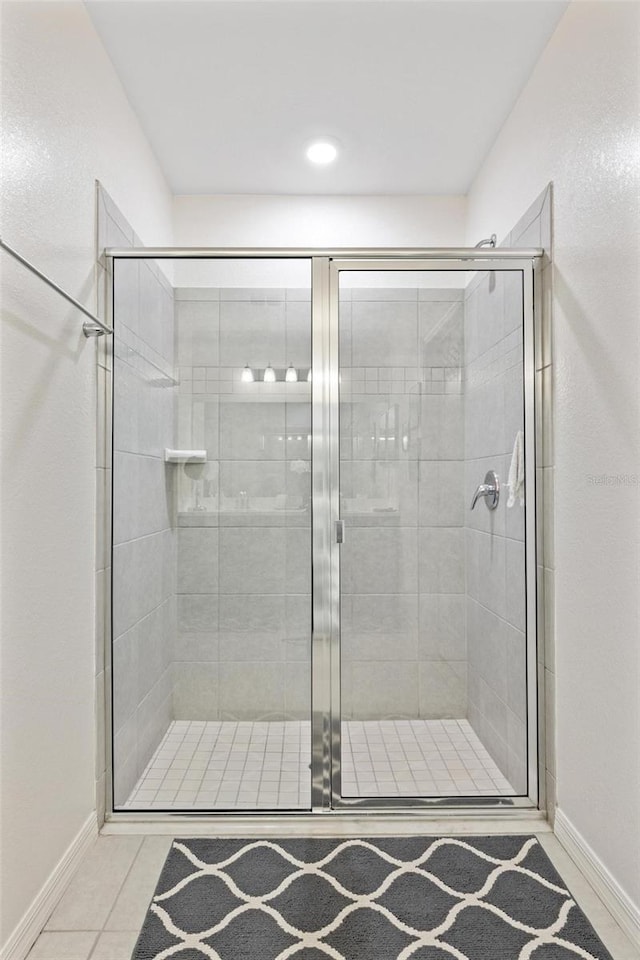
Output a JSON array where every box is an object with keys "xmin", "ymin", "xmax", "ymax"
[{"xmin": 120, "ymin": 718, "xmax": 515, "ymax": 811}]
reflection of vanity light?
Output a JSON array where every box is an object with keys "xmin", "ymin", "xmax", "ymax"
[
  {"xmin": 263, "ymin": 363, "xmax": 276, "ymax": 383},
  {"xmin": 307, "ymin": 368, "xmax": 312, "ymax": 382},
  {"xmin": 241, "ymin": 364, "xmax": 255, "ymax": 383},
  {"xmin": 402, "ymin": 435, "xmax": 409, "ymax": 452},
  {"xmin": 285, "ymin": 363, "xmax": 298, "ymax": 382}
]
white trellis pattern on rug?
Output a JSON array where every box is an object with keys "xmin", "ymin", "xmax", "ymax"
[{"xmin": 133, "ymin": 836, "xmax": 613, "ymax": 960}]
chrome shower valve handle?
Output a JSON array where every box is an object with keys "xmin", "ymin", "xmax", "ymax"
[{"xmin": 470, "ymin": 470, "xmax": 500, "ymax": 510}]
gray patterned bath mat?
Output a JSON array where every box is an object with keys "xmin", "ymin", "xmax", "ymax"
[{"xmin": 132, "ymin": 836, "xmax": 613, "ymax": 959}]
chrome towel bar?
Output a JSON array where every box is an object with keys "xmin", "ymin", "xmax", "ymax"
[{"xmin": 0, "ymin": 237, "xmax": 112, "ymax": 337}]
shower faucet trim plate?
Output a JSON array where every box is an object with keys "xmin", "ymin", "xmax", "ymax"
[{"xmin": 470, "ymin": 470, "xmax": 500, "ymax": 510}]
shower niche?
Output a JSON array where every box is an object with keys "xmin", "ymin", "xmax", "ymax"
[{"xmin": 109, "ymin": 251, "xmax": 539, "ymax": 815}]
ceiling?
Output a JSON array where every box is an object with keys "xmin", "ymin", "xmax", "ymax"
[{"xmin": 86, "ymin": 0, "xmax": 568, "ymax": 196}]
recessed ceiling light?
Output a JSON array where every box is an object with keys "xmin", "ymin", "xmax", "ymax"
[{"xmin": 306, "ymin": 140, "xmax": 338, "ymax": 165}]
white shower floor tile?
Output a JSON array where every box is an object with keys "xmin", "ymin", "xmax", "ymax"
[{"xmin": 122, "ymin": 718, "xmax": 515, "ymax": 810}]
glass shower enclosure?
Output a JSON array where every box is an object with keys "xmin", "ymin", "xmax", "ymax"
[{"xmin": 107, "ymin": 248, "xmax": 540, "ymax": 815}]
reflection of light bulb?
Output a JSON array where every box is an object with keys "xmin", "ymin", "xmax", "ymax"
[
  {"xmin": 241, "ymin": 364, "xmax": 254, "ymax": 383},
  {"xmin": 307, "ymin": 368, "xmax": 312, "ymax": 382},
  {"xmin": 263, "ymin": 364, "xmax": 276, "ymax": 383},
  {"xmin": 285, "ymin": 363, "xmax": 298, "ymax": 382}
]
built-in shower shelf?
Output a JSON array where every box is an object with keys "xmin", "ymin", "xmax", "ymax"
[{"xmin": 164, "ymin": 449, "xmax": 207, "ymax": 463}]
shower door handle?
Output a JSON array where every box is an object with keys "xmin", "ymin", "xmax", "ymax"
[{"xmin": 335, "ymin": 520, "xmax": 345, "ymax": 544}]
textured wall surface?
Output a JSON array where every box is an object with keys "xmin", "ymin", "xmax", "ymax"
[
  {"xmin": 0, "ymin": 2, "xmax": 173, "ymax": 951},
  {"xmin": 174, "ymin": 195, "xmax": 467, "ymax": 249},
  {"xmin": 466, "ymin": 0, "xmax": 640, "ymax": 915}
]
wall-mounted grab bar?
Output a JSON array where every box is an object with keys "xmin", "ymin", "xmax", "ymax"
[{"xmin": 0, "ymin": 237, "xmax": 112, "ymax": 338}]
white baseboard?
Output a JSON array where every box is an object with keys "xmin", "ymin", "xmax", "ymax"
[
  {"xmin": 554, "ymin": 808, "xmax": 640, "ymax": 949},
  {"xmin": 0, "ymin": 813, "xmax": 98, "ymax": 960}
]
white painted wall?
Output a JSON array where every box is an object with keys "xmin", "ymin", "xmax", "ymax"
[
  {"xmin": 3, "ymin": 0, "xmax": 638, "ymax": 948},
  {"xmin": 0, "ymin": 2, "xmax": 173, "ymax": 951},
  {"xmin": 174, "ymin": 194, "xmax": 467, "ymax": 248},
  {"xmin": 172, "ymin": 195, "xmax": 467, "ymax": 287},
  {"xmin": 467, "ymin": 0, "xmax": 640, "ymax": 915}
]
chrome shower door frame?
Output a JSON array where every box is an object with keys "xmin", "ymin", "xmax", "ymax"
[
  {"xmin": 104, "ymin": 246, "xmax": 542, "ymax": 820},
  {"xmin": 322, "ymin": 255, "xmax": 540, "ymax": 812}
]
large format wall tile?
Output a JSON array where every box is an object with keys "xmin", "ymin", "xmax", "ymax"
[
  {"xmin": 343, "ymin": 397, "xmax": 419, "ymax": 461},
  {"xmin": 420, "ymin": 395, "xmax": 464, "ymax": 460},
  {"xmin": 113, "ymin": 453, "xmax": 171, "ymax": 544},
  {"xmin": 350, "ymin": 300, "xmax": 418, "ymax": 367},
  {"xmin": 219, "ymin": 527, "xmax": 285, "ymax": 594},
  {"xmin": 177, "ymin": 300, "xmax": 219, "ymax": 366},
  {"xmin": 174, "ymin": 289, "xmax": 313, "ymax": 723},
  {"xmin": 345, "ymin": 661, "xmax": 419, "ymax": 719},
  {"xmin": 418, "ymin": 461, "xmax": 464, "ymax": 527},
  {"xmin": 219, "ymin": 460, "xmax": 286, "ymax": 500},
  {"xmin": 110, "ymin": 239, "xmax": 177, "ymax": 809},
  {"xmin": 174, "ymin": 285, "xmax": 472, "ymax": 727},
  {"xmin": 342, "ymin": 527, "xmax": 418, "ymax": 595},
  {"xmin": 177, "ymin": 527, "xmax": 219, "ymax": 594},
  {"xmin": 339, "ymin": 290, "xmax": 465, "ymax": 721},
  {"xmin": 219, "ymin": 662, "xmax": 285, "ymax": 720},
  {"xmin": 419, "ymin": 527, "xmax": 465, "ymax": 594},
  {"xmin": 173, "ymin": 662, "xmax": 219, "ymax": 720},
  {"xmin": 285, "ymin": 300, "xmax": 312, "ymax": 368},
  {"xmin": 419, "ymin": 301, "xmax": 464, "ymax": 367},
  {"xmin": 219, "ymin": 401, "xmax": 286, "ymax": 460},
  {"xmin": 341, "ymin": 594, "xmax": 419, "ymax": 662},
  {"xmin": 113, "ymin": 531, "xmax": 174, "ymax": 639},
  {"xmin": 462, "ymin": 194, "xmax": 547, "ymax": 794},
  {"xmin": 419, "ymin": 594, "xmax": 466, "ymax": 661},
  {"xmin": 419, "ymin": 661, "xmax": 467, "ymax": 718},
  {"xmin": 284, "ymin": 661, "xmax": 311, "ymax": 720},
  {"xmin": 220, "ymin": 300, "xmax": 285, "ymax": 367}
]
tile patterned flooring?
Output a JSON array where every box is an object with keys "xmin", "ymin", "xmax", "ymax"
[
  {"xmin": 27, "ymin": 832, "xmax": 639, "ymax": 960},
  {"xmin": 121, "ymin": 718, "xmax": 514, "ymax": 810}
]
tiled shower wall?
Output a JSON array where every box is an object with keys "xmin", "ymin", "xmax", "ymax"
[
  {"xmin": 108, "ymin": 206, "xmax": 177, "ymax": 804},
  {"xmin": 464, "ymin": 269, "xmax": 528, "ymax": 792},
  {"xmin": 174, "ymin": 285, "xmax": 468, "ymax": 722},
  {"xmin": 173, "ymin": 287, "xmax": 312, "ymax": 721},
  {"xmin": 464, "ymin": 184, "xmax": 553, "ymax": 796},
  {"xmin": 340, "ymin": 287, "xmax": 466, "ymax": 720}
]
